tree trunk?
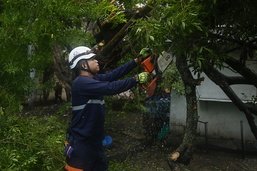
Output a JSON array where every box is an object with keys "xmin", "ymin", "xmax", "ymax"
[
  {"xmin": 168, "ymin": 55, "xmax": 199, "ymax": 169},
  {"xmin": 52, "ymin": 44, "xmax": 72, "ymax": 101},
  {"xmin": 42, "ymin": 66, "xmax": 54, "ymax": 102}
]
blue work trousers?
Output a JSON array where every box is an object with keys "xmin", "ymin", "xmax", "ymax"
[{"xmin": 66, "ymin": 139, "xmax": 107, "ymax": 171}]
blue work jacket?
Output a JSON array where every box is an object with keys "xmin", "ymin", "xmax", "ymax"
[{"xmin": 69, "ymin": 60, "xmax": 137, "ymax": 143}]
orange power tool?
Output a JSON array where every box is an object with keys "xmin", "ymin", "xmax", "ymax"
[
  {"xmin": 140, "ymin": 55, "xmax": 158, "ymax": 97},
  {"xmin": 140, "ymin": 50, "xmax": 173, "ymax": 97}
]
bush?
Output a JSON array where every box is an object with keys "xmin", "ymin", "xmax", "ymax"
[
  {"xmin": 0, "ymin": 103, "xmax": 140, "ymax": 171},
  {"xmin": 0, "ymin": 88, "xmax": 22, "ymax": 114},
  {"xmin": 0, "ymin": 111, "xmax": 66, "ymax": 171}
]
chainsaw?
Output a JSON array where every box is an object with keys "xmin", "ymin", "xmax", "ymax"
[{"xmin": 139, "ymin": 48, "xmax": 174, "ymax": 97}]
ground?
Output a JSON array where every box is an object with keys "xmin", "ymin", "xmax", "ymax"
[
  {"xmin": 105, "ymin": 109, "xmax": 257, "ymax": 171},
  {"xmin": 24, "ymin": 102, "xmax": 257, "ymax": 171}
]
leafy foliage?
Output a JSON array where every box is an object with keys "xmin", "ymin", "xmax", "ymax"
[
  {"xmin": 130, "ymin": 0, "xmax": 204, "ymax": 53},
  {"xmin": 0, "ymin": 112, "xmax": 66, "ymax": 170},
  {"xmin": 0, "ymin": 0, "xmax": 123, "ymax": 111},
  {"xmin": 159, "ymin": 64, "xmax": 185, "ymax": 94},
  {"xmin": 129, "ymin": 0, "xmax": 257, "ymax": 71},
  {"xmin": 0, "ymin": 102, "xmax": 145, "ymax": 170}
]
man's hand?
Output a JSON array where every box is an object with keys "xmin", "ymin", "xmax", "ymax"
[
  {"xmin": 135, "ymin": 48, "xmax": 152, "ymax": 64},
  {"xmin": 135, "ymin": 72, "xmax": 150, "ymax": 84},
  {"xmin": 139, "ymin": 48, "xmax": 151, "ymax": 57}
]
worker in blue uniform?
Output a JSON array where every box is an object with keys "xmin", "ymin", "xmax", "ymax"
[{"xmin": 64, "ymin": 46, "xmax": 149, "ymax": 171}]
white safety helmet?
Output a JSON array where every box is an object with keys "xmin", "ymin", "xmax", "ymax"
[{"xmin": 68, "ymin": 46, "xmax": 96, "ymax": 69}]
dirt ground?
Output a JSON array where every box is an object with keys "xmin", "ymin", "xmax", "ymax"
[
  {"xmin": 27, "ymin": 102, "xmax": 257, "ymax": 171},
  {"xmin": 105, "ymin": 111, "xmax": 257, "ymax": 171}
]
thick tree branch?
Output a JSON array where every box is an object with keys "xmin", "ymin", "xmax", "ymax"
[
  {"xmin": 96, "ymin": 5, "xmax": 153, "ymax": 65},
  {"xmin": 225, "ymin": 76, "xmax": 250, "ymax": 85},
  {"xmin": 245, "ymin": 103, "xmax": 257, "ymax": 115},
  {"xmin": 209, "ymin": 32, "xmax": 257, "ymax": 50},
  {"xmin": 209, "ymin": 32, "xmax": 244, "ymax": 45},
  {"xmin": 203, "ymin": 64, "xmax": 257, "ymax": 139},
  {"xmin": 225, "ymin": 58, "xmax": 257, "ymax": 88}
]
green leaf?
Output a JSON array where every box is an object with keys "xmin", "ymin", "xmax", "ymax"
[
  {"xmin": 136, "ymin": 28, "xmax": 142, "ymax": 34},
  {"xmin": 149, "ymin": 35, "xmax": 155, "ymax": 41},
  {"xmin": 182, "ymin": 21, "xmax": 186, "ymax": 29}
]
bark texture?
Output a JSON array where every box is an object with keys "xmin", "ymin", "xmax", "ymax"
[{"xmin": 168, "ymin": 55, "xmax": 199, "ymax": 169}]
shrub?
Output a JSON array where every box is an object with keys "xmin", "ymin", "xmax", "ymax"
[{"xmin": 0, "ymin": 111, "xmax": 66, "ymax": 170}]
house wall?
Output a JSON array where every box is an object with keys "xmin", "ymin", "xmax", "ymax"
[
  {"xmin": 196, "ymin": 66, "xmax": 257, "ymax": 102},
  {"xmin": 169, "ymin": 91, "xmax": 187, "ymax": 133},
  {"xmin": 169, "ymin": 92, "xmax": 256, "ymax": 141},
  {"xmin": 169, "ymin": 60, "xmax": 257, "ymax": 141},
  {"xmin": 198, "ymin": 100, "xmax": 255, "ymax": 140}
]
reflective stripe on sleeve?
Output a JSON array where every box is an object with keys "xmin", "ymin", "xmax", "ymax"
[{"xmin": 72, "ymin": 99, "xmax": 105, "ymax": 111}]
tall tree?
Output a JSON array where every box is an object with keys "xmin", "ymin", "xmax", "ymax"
[
  {"xmin": 126, "ymin": 0, "xmax": 257, "ymax": 166},
  {"xmin": 0, "ymin": 0, "xmax": 124, "ymax": 107},
  {"xmin": 90, "ymin": 0, "xmax": 257, "ymax": 166}
]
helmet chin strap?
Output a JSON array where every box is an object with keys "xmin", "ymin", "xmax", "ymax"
[{"xmin": 82, "ymin": 61, "xmax": 93, "ymax": 74}]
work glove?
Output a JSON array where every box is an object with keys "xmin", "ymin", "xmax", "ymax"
[
  {"xmin": 139, "ymin": 48, "xmax": 151, "ymax": 58},
  {"xmin": 135, "ymin": 72, "xmax": 150, "ymax": 84}
]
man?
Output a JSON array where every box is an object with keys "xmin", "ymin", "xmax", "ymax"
[{"xmin": 64, "ymin": 46, "xmax": 149, "ymax": 171}]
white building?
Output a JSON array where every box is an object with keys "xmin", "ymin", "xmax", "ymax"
[{"xmin": 170, "ymin": 60, "xmax": 257, "ymax": 141}]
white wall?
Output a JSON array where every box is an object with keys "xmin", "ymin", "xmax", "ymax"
[
  {"xmin": 169, "ymin": 92, "xmax": 256, "ymax": 141},
  {"xmin": 196, "ymin": 63, "xmax": 257, "ymax": 102},
  {"xmin": 169, "ymin": 60, "xmax": 257, "ymax": 141},
  {"xmin": 198, "ymin": 100, "xmax": 255, "ymax": 140}
]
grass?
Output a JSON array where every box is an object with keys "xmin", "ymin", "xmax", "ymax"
[{"xmin": 0, "ymin": 102, "xmax": 141, "ymax": 171}]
